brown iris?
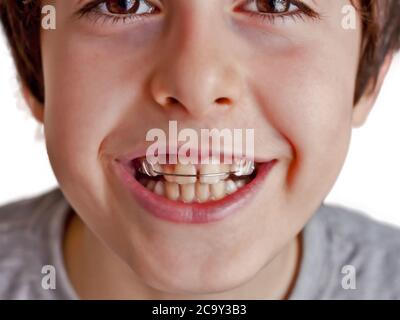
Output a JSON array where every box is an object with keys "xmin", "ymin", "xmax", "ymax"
[
  {"xmin": 106, "ymin": 0, "xmax": 140, "ymax": 14},
  {"xmin": 256, "ymin": 0, "xmax": 290, "ymax": 13}
]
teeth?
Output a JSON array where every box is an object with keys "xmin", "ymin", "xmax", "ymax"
[
  {"xmin": 164, "ymin": 165, "xmax": 176, "ymax": 183},
  {"xmin": 199, "ymin": 158, "xmax": 229, "ymax": 184},
  {"xmin": 154, "ymin": 181, "xmax": 165, "ymax": 196},
  {"xmin": 137, "ymin": 158, "xmax": 255, "ymax": 203},
  {"xmin": 235, "ymin": 179, "xmax": 246, "ymax": 188},
  {"xmin": 225, "ymin": 179, "xmax": 238, "ymax": 194},
  {"xmin": 174, "ymin": 163, "xmax": 197, "ymax": 184},
  {"xmin": 146, "ymin": 180, "xmax": 156, "ymax": 191},
  {"xmin": 210, "ymin": 181, "xmax": 226, "ymax": 200},
  {"xmin": 165, "ymin": 182, "xmax": 180, "ymax": 201},
  {"xmin": 180, "ymin": 183, "xmax": 195, "ymax": 203},
  {"xmin": 142, "ymin": 158, "xmax": 253, "ymax": 180},
  {"xmin": 142, "ymin": 158, "xmax": 254, "ymax": 179},
  {"xmin": 139, "ymin": 178, "xmax": 249, "ymax": 203},
  {"xmin": 195, "ymin": 182, "xmax": 210, "ymax": 203}
]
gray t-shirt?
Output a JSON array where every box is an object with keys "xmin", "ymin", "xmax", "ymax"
[{"xmin": 0, "ymin": 188, "xmax": 399, "ymax": 300}]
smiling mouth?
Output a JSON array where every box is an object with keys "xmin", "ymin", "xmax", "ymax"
[
  {"xmin": 114, "ymin": 153, "xmax": 277, "ymax": 223},
  {"xmin": 130, "ymin": 157, "xmax": 257, "ymax": 203}
]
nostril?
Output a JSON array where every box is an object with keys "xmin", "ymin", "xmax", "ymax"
[
  {"xmin": 165, "ymin": 97, "xmax": 180, "ymax": 106},
  {"xmin": 215, "ymin": 97, "xmax": 231, "ymax": 105}
]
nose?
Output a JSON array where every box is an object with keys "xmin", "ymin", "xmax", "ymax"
[{"xmin": 149, "ymin": 11, "xmax": 244, "ymax": 118}]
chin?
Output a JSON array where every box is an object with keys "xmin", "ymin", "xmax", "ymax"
[{"xmin": 125, "ymin": 234, "xmax": 272, "ymax": 297}]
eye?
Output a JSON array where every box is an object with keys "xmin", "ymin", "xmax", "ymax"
[
  {"xmin": 237, "ymin": 0, "xmax": 320, "ymax": 24},
  {"xmin": 76, "ymin": 0, "xmax": 160, "ymax": 24},
  {"xmin": 99, "ymin": 0, "xmax": 156, "ymax": 15},
  {"xmin": 257, "ymin": 0, "xmax": 292, "ymax": 13},
  {"xmin": 244, "ymin": 0, "xmax": 299, "ymax": 15}
]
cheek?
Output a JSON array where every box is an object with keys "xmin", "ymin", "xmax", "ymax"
[
  {"xmin": 247, "ymin": 32, "xmax": 359, "ymax": 196},
  {"xmin": 40, "ymin": 30, "xmax": 152, "ymax": 208}
]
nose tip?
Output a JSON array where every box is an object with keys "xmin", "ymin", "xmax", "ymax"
[{"xmin": 150, "ymin": 66, "xmax": 242, "ymax": 118}]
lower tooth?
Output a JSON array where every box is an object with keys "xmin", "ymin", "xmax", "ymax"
[
  {"xmin": 195, "ymin": 182, "xmax": 210, "ymax": 203},
  {"xmin": 225, "ymin": 179, "xmax": 238, "ymax": 194},
  {"xmin": 146, "ymin": 180, "xmax": 156, "ymax": 191},
  {"xmin": 154, "ymin": 181, "xmax": 165, "ymax": 196},
  {"xmin": 181, "ymin": 183, "xmax": 195, "ymax": 203},
  {"xmin": 165, "ymin": 182, "xmax": 180, "ymax": 201},
  {"xmin": 210, "ymin": 181, "xmax": 226, "ymax": 200},
  {"xmin": 140, "ymin": 177, "xmax": 248, "ymax": 202},
  {"xmin": 235, "ymin": 180, "xmax": 246, "ymax": 189}
]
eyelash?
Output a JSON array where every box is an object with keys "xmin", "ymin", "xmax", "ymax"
[
  {"xmin": 240, "ymin": 0, "xmax": 321, "ymax": 24},
  {"xmin": 76, "ymin": 0, "xmax": 157, "ymax": 25},
  {"xmin": 76, "ymin": 0, "xmax": 321, "ymax": 26}
]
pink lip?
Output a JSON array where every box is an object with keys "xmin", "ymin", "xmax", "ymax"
[{"xmin": 112, "ymin": 158, "xmax": 277, "ymax": 224}]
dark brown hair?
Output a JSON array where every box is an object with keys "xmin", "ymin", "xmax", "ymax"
[{"xmin": 0, "ymin": 0, "xmax": 399, "ymax": 105}]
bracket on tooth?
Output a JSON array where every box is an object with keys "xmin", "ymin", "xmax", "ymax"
[
  {"xmin": 234, "ymin": 159, "xmax": 255, "ymax": 177},
  {"xmin": 138, "ymin": 159, "xmax": 255, "ymax": 178}
]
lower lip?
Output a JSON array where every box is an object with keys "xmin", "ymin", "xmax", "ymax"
[{"xmin": 113, "ymin": 159, "xmax": 277, "ymax": 224}]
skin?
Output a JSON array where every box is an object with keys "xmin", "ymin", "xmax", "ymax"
[{"xmin": 26, "ymin": 0, "xmax": 392, "ymax": 299}]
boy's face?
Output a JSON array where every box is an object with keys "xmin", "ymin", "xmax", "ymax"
[{"xmin": 39, "ymin": 0, "xmax": 370, "ymax": 294}]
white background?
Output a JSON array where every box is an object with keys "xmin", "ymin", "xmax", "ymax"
[{"xmin": 1, "ymin": 31, "xmax": 399, "ymax": 226}]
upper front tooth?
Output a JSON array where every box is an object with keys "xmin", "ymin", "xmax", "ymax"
[
  {"xmin": 164, "ymin": 165, "xmax": 176, "ymax": 182},
  {"xmin": 199, "ymin": 158, "xmax": 229, "ymax": 184},
  {"xmin": 174, "ymin": 163, "xmax": 197, "ymax": 184}
]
